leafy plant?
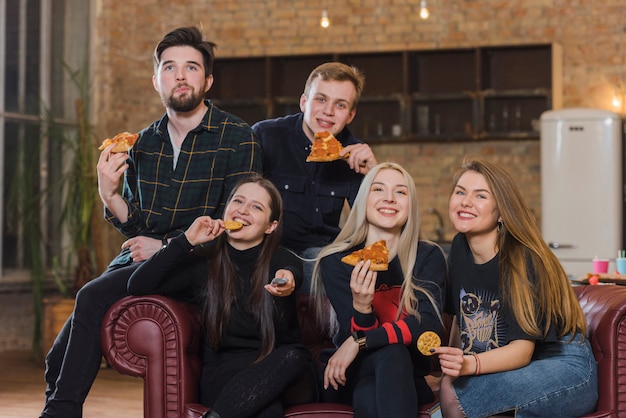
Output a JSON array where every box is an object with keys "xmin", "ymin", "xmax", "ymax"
[
  {"xmin": 5, "ymin": 61, "xmax": 99, "ymax": 355},
  {"xmin": 57, "ymin": 62, "xmax": 99, "ymax": 293},
  {"xmin": 4, "ymin": 123, "xmax": 49, "ymax": 353}
]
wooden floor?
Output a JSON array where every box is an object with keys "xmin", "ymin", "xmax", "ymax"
[{"xmin": 0, "ymin": 350, "xmax": 143, "ymax": 418}]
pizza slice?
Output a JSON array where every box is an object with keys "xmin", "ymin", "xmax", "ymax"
[
  {"xmin": 306, "ymin": 131, "xmax": 349, "ymax": 162},
  {"xmin": 341, "ymin": 240, "xmax": 389, "ymax": 271},
  {"xmin": 224, "ymin": 220, "xmax": 243, "ymax": 231},
  {"xmin": 98, "ymin": 131, "xmax": 139, "ymax": 153}
]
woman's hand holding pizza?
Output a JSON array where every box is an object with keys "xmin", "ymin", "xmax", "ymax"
[
  {"xmin": 184, "ymin": 216, "xmax": 224, "ymax": 246},
  {"xmin": 350, "ymin": 260, "xmax": 377, "ymax": 313}
]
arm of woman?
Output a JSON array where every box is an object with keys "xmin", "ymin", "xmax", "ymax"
[
  {"xmin": 128, "ymin": 215, "xmax": 223, "ymax": 296},
  {"xmin": 321, "ymin": 252, "xmax": 371, "ymax": 344},
  {"xmin": 357, "ymin": 242, "xmax": 447, "ymax": 350},
  {"xmin": 435, "ymin": 339, "xmax": 535, "ymax": 378},
  {"xmin": 266, "ymin": 247, "xmax": 303, "ymax": 296},
  {"xmin": 127, "ymin": 233, "xmax": 205, "ymax": 297},
  {"xmin": 269, "ymin": 247, "xmax": 306, "ymax": 346},
  {"xmin": 323, "ymin": 334, "xmax": 360, "ymax": 390}
]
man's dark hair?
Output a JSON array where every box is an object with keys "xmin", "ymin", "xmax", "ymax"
[{"xmin": 153, "ymin": 26, "xmax": 217, "ymax": 78}]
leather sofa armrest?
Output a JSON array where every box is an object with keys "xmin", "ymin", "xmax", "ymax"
[
  {"xmin": 575, "ymin": 285, "xmax": 626, "ymax": 417},
  {"xmin": 101, "ymin": 295, "xmax": 202, "ymax": 418}
]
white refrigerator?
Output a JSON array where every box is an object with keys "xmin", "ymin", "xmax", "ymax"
[{"xmin": 540, "ymin": 108, "xmax": 623, "ymax": 279}]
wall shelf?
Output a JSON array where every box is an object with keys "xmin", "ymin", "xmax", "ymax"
[{"xmin": 211, "ymin": 44, "xmax": 561, "ymax": 143}]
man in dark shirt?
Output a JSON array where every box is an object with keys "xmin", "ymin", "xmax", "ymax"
[
  {"xmin": 253, "ymin": 62, "xmax": 377, "ymax": 288},
  {"xmin": 40, "ymin": 26, "xmax": 261, "ymax": 418}
]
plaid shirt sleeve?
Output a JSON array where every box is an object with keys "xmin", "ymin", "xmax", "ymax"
[{"xmin": 104, "ymin": 102, "xmax": 262, "ymax": 243}]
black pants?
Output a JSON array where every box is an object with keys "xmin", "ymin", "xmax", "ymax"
[
  {"xmin": 201, "ymin": 344, "xmax": 316, "ymax": 418},
  {"xmin": 40, "ymin": 263, "xmax": 139, "ymax": 418},
  {"xmin": 322, "ymin": 344, "xmax": 426, "ymax": 418}
]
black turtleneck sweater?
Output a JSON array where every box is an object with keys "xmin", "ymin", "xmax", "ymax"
[{"xmin": 127, "ymin": 233, "xmax": 304, "ymax": 351}]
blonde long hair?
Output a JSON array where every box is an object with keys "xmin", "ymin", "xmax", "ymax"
[
  {"xmin": 452, "ymin": 157, "xmax": 586, "ymax": 338},
  {"xmin": 310, "ymin": 162, "xmax": 440, "ymax": 326}
]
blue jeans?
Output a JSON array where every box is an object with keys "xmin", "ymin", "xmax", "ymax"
[
  {"xmin": 41, "ymin": 263, "xmax": 138, "ymax": 418},
  {"xmin": 453, "ymin": 332, "xmax": 598, "ymax": 418}
]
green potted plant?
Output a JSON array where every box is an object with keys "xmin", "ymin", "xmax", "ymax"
[
  {"xmin": 41, "ymin": 63, "xmax": 103, "ymax": 356},
  {"xmin": 58, "ymin": 64, "xmax": 99, "ymax": 294},
  {"xmin": 13, "ymin": 62, "xmax": 102, "ymax": 358}
]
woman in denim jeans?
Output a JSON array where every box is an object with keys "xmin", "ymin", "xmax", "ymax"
[{"xmin": 433, "ymin": 157, "xmax": 598, "ymax": 418}]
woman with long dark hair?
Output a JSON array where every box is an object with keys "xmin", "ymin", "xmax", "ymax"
[{"xmin": 128, "ymin": 174, "xmax": 314, "ymax": 418}]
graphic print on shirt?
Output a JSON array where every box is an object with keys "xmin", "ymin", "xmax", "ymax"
[
  {"xmin": 373, "ymin": 284, "xmax": 403, "ymax": 324},
  {"xmin": 459, "ymin": 287, "xmax": 502, "ymax": 353}
]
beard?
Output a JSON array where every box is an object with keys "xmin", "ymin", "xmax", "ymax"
[{"xmin": 163, "ymin": 85, "xmax": 205, "ymax": 112}]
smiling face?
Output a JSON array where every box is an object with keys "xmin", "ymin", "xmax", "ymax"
[
  {"xmin": 365, "ymin": 168, "xmax": 410, "ymax": 234},
  {"xmin": 152, "ymin": 45, "xmax": 213, "ymax": 112},
  {"xmin": 224, "ymin": 182, "xmax": 278, "ymax": 250},
  {"xmin": 299, "ymin": 77, "xmax": 357, "ymax": 141},
  {"xmin": 449, "ymin": 170, "xmax": 500, "ymax": 240}
]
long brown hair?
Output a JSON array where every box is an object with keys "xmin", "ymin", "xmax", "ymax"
[
  {"xmin": 452, "ymin": 157, "xmax": 585, "ymax": 338},
  {"xmin": 201, "ymin": 174, "xmax": 283, "ymax": 361},
  {"xmin": 311, "ymin": 162, "xmax": 441, "ymax": 327}
]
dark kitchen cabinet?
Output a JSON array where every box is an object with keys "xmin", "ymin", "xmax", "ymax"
[{"xmin": 211, "ymin": 43, "xmax": 561, "ymax": 143}]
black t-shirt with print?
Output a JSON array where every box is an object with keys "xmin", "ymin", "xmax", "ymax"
[{"xmin": 445, "ymin": 233, "xmax": 536, "ymax": 354}]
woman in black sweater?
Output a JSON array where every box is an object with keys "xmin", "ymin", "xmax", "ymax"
[
  {"xmin": 128, "ymin": 174, "xmax": 314, "ymax": 418},
  {"xmin": 310, "ymin": 162, "xmax": 446, "ymax": 417}
]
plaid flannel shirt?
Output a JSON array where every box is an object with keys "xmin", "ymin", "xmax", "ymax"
[{"xmin": 104, "ymin": 101, "xmax": 261, "ymax": 267}]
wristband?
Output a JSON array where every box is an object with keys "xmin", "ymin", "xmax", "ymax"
[
  {"xmin": 161, "ymin": 238, "xmax": 168, "ymax": 249},
  {"xmin": 352, "ymin": 330, "xmax": 367, "ymax": 351},
  {"xmin": 471, "ymin": 353, "xmax": 481, "ymax": 375}
]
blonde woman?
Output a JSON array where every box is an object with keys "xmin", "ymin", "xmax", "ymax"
[
  {"xmin": 434, "ymin": 157, "xmax": 597, "ymax": 417},
  {"xmin": 311, "ymin": 162, "xmax": 446, "ymax": 417}
]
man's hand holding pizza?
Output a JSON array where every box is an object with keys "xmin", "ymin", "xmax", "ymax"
[
  {"xmin": 341, "ymin": 142, "xmax": 377, "ymax": 175},
  {"xmin": 306, "ymin": 131, "xmax": 377, "ymax": 175},
  {"xmin": 97, "ymin": 132, "xmax": 139, "ymax": 223},
  {"xmin": 97, "ymin": 142, "xmax": 131, "ymax": 223}
]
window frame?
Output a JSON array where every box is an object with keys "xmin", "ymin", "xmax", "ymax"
[{"xmin": 0, "ymin": 0, "xmax": 91, "ymax": 284}]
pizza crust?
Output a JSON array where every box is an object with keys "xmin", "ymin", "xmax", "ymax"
[{"xmin": 98, "ymin": 131, "xmax": 139, "ymax": 153}]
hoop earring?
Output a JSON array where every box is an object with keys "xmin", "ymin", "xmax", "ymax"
[{"xmin": 497, "ymin": 220, "xmax": 503, "ymax": 232}]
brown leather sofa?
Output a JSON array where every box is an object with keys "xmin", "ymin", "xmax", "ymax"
[{"xmin": 101, "ymin": 285, "xmax": 626, "ymax": 418}]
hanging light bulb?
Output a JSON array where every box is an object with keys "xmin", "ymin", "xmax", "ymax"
[
  {"xmin": 612, "ymin": 95, "xmax": 621, "ymax": 109},
  {"xmin": 320, "ymin": 9, "xmax": 330, "ymax": 28},
  {"xmin": 419, "ymin": 0, "xmax": 430, "ymax": 20},
  {"xmin": 612, "ymin": 84, "xmax": 623, "ymax": 111}
]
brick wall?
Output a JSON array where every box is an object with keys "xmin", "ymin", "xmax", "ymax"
[
  {"xmin": 3, "ymin": 0, "xmax": 621, "ymax": 356},
  {"xmin": 91, "ymin": 0, "xmax": 626, "ymax": 250}
]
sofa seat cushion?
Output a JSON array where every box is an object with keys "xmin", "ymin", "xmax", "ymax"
[{"xmin": 284, "ymin": 403, "xmax": 354, "ymax": 417}]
